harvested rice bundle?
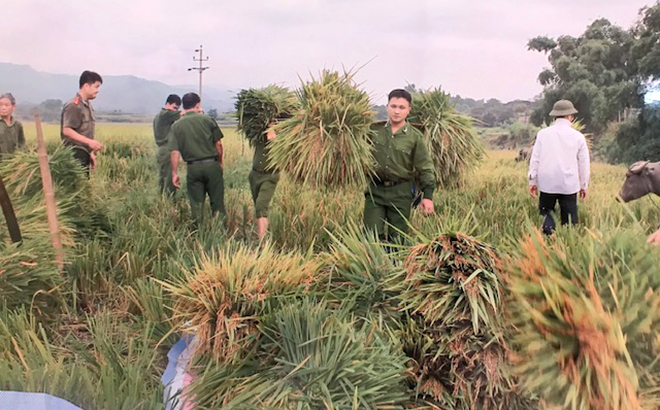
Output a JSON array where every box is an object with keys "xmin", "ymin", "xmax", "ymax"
[
  {"xmin": 409, "ymin": 89, "xmax": 485, "ymax": 188},
  {"xmin": 506, "ymin": 229, "xmax": 660, "ymax": 410},
  {"xmin": 317, "ymin": 224, "xmax": 399, "ymax": 323},
  {"xmin": 269, "ymin": 70, "xmax": 376, "ymax": 189},
  {"xmin": 393, "ymin": 232, "xmax": 501, "ymax": 332},
  {"xmin": 160, "ymin": 244, "xmax": 319, "ymax": 364},
  {"xmin": 235, "ymin": 85, "xmax": 298, "ymax": 145},
  {"xmin": 390, "ymin": 232, "xmax": 530, "ymax": 409},
  {"xmin": 188, "ymin": 299, "xmax": 410, "ymax": 409},
  {"xmin": 0, "ymin": 242, "xmax": 63, "ymax": 315}
]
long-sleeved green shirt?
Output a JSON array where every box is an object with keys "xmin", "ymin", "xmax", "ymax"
[
  {"xmin": 371, "ymin": 121, "xmax": 436, "ymax": 200},
  {"xmin": 153, "ymin": 108, "xmax": 181, "ymax": 147},
  {"xmin": 0, "ymin": 117, "xmax": 25, "ymax": 156}
]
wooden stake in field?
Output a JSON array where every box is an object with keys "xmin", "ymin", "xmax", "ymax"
[
  {"xmin": 0, "ymin": 173, "xmax": 22, "ymax": 243},
  {"xmin": 34, "ymin": 111, "xmax": 64, "ymax": 270}
]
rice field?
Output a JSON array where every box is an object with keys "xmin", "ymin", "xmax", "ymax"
[{"xmin": 2, "ymin": 121, "xmax": 660, "ymax": 409}]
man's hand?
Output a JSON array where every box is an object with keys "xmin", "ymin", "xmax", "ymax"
[
  {"xmin": 172, "ymin": 173, "xmax": 181, "ymax": 189},
  {"xmin": 579, "ymin": 188, "xmax": 588, "ymax": 201},
  {"xmin": 420, "ymin": 199, "xmax": 434, "ymax": 215},
  {"xmin": 87, "ymin": 139, "xmax": 104, "ymax": 152},
  {"xmin": 529, "ymin": 185, "xmax": 538, "ymax": 198},
  {"xmin": 647, "ymin": 228, "xmax": 660, "ymax": 245},
  {"xmin": 266, "ymin": 127, "xmax": 277, "ymax": 141},
  {"xmin": 90, "ymin": 152, "xmax": 97, "ymax": 170}
]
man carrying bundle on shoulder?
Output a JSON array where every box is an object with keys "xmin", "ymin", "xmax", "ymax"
[
  {"xmin": 169, "ymin": 92, "xmax": 225, "ymax": 227},
  {"xmin": 364, "ymin": 89, "xmax": 436, "ymax": 242},
  {"xmin": 250, "ymin": 122, "xmax": 280, "ymax": 241}
]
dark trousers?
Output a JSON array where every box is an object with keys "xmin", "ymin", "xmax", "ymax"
[
  {"xmin": 71, "ymin": 147, "xmax": 91, "ymax": 177},
  {"xmin": 539, "ymin": 192, "xmax": 578, "ymax": 235}
]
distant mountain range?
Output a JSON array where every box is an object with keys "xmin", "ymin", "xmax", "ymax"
[{"xmin": 0, "ymin": 63, "xmax": 235, "ymax": 114}]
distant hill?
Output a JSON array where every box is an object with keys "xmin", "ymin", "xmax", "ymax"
[{"xmin": 0, "ymin": 63, "xmax": 234, "ymax": 114}]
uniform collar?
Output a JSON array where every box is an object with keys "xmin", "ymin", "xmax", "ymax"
[
  {"xmin": 76, "ymin": 93, "xmax": 90, "ymax": 106},
  {"xmin": 1, "ymin": 116, "xmax": 16, "ymax": 127},
  {"xmin": 386, "ymin": 120, "xmax": 409, "ymax": 134}
]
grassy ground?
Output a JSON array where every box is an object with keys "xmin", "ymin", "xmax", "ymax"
[{"xmin": 2, "ymin": 121, "xmax": 658, "ymax": 408}]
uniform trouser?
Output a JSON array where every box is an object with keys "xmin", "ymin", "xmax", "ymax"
[
  {"xmin": 186, "ymin": 161, "xmax": 225, "ymax": 225},
  {"xmin": 69, "ymin": 146, "xmax": 92, "ymax": 178},
  {"xmin": 539, "ymin": 192, "xmax": 578, "ymax": 235},
  {"xmin": 363, "ymin": 181, "xmax": 413, "ymax": 242},
  {"xmin": 248, "ymin": 169, "xmax": 279, "ymax": 218},
  {"xmin": 157, "ymin": 145, "xmax": 175, "ymax": 195}
]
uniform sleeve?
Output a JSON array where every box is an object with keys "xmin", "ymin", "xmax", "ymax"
[
  {"xmin": 17, "ymin": 122, "xmax": 25, "ymax": 150},
  {"xmin": 62, "ymin": 103, "xmax": 82, "ymax": 130},
  {"xmin": 413, "ymin": 133, "xmax": 436, "ymax": 200},
  {"xmin": 528, "ymin": 133, "xmax": 542, "ymax": 187},
  {"xmin": 167, "ymin": 128, "xmax": 179, "ymax": 152},
  {"xmin": 577, "ymin": 135, "xmax": 590, "ymax": 190},
  {"xmin": 208, "ymin": 117, "xmax": 223, "ymax": 142}
]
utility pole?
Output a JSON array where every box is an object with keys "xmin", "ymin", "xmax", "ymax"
[{"xmin": 188, "ymin": 45, "xmax": 210, "ymax": 102}]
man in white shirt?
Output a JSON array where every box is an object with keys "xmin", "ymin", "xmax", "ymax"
[{"xmin": 528, "ymin": 100, "xmax": 590, "ymax": 235}]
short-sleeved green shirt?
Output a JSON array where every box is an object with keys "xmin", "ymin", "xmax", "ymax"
[
  {"xmin": 167, "ymin": 112, "xmax": 223, "ymax": 162},
  {"xmin": 371, "ymin": 121, "xmax": 436, "ymax": 199},
  {"xmin": 153, "ymin": 108, "xmax": 180, "ymax": 147},
  {"xmin": 60, "ymin": 93, "xmax": 95, "ymax": 149},
  {"xmin": 0, "ymin": 117, "xmax": 25, "ymax": 156},
  {"xmin": 252, "ymin": 137, "xmax": 277, "ymax": 172}
]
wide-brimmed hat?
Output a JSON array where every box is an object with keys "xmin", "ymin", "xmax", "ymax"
[{"xmin": 549, "ymin": 100, "xmax": 578, "ymax": 117}]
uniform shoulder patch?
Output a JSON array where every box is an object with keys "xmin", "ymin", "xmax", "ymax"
[{"xmin": 73, "ymin": 96, "xmax": 80, "ymax": 105}]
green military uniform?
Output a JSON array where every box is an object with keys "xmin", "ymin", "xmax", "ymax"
[
  {"xmin": 61, "ymin": 93, "xmax": 95, "ymax": 169},
  {"xmin": 0, "ymin": 117, "xmax": 25, "ymax": 156},
  {"xmin": 168, "ymin": 112, "xmax": 225, "ymax": 224},
  {"xmin": 249, "ymin": 137, "xmax": 279, "ymax": 219},
  {"xmin": 364, "ymin": 121, "xmax": 436, "ymax": 241},
  {"xmin": 153, "ymin": 108, "xmax": 180, "ymax": 194}
]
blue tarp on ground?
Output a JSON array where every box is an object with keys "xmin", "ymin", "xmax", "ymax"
[{"xmin": 0, "ymin": 391, "xmax": 83, "ymax": 410}]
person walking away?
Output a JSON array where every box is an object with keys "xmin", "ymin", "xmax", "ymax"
[
  {"xmin": 528, "ymin": 99, "xmax": 590, "ymax": 235},
  {"xmin": 169, "ymin": 93, "xmax": 225, "ymax": 226}
]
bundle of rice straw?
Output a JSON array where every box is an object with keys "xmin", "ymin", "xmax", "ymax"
[
  {"xmin": 234, "ymin": 85, "xmax": 298, "ymax": 145},
  {"xmin": 269, "ymin": 70, "xmax": 376, "ymax": 189},
  {"xmin": 409, "ymin": 88, "xmax": 484, "ymax": 188}
]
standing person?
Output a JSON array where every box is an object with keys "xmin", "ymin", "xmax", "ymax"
[
  {"xmin": 528, "ymin": 99, "xmax": 590, "ymax": 235},
  {"xmin": 153, "ymin": 94, "xmax": 181, "ymax": 195},
  {"xmin": 169, "ymin": 93, "xmax": 225, "ymax": 226},
  {"xmin": 363, "ymin": 89, "xmax": 436, "ymax": 242},
  {"xmin": 61, "ymin": 71, "xmax": 104, "ymax": 172},
  {"xmin": 249, "ymin": 124, "xmax": 280, "ymax": 241},
  {"xmin": 0, "ymin": 93, "xmax": 25, "ymax": 156}
]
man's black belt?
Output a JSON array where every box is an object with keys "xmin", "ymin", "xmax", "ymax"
[
  {"xmin": 374, "ymin": 179, "xmax": 408, "ymax": 187},
  {"xmin": 187, "ymin": 156, "xmax": 219, "ymax": 166}
]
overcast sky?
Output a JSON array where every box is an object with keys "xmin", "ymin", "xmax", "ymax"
[{"xmin": 3, "ymin": 0, "xmax": 656, "ymax": 103}]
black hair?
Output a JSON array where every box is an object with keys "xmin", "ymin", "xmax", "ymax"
[
  {"xmin": 166, "ymin": 94, "xmax": 182, "ymax": 105},
  {"xmin": 79, "ymin": 71, "xmax": 103, "ymax": 88},
  {"xmin": 182, "ymin": 93, "xmax": 201, "ymax": 110},
  {"xmin": 388, "ymin": 89, "xmax": 412, "ymax": 104}
]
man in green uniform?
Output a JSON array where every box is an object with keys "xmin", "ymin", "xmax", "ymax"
[
  {"xmin": 61, "ymin": 71, "xmax": 104, "ymax": 172},
  {"xmin": 249, "ymin": 124, "xmax": 279, "ymax": 240},
  {"xmin": 0, "ymin": 93, "xmax": 25, "ymax": 156},
  {"xmin": 153, "ymin": 94, "xmax": 181, "ymax": 195},
  {"xmin": 169, "ymin": 93, "xmax": 225, "ymax": 225},
  {"xmin": 364, "ymin": 89, "xmax": 436, "ymax": 241}
]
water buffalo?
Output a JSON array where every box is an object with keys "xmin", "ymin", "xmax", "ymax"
[{"xmin": 619, "ymin": 161, "xmax": 660, "ymax": 202}]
